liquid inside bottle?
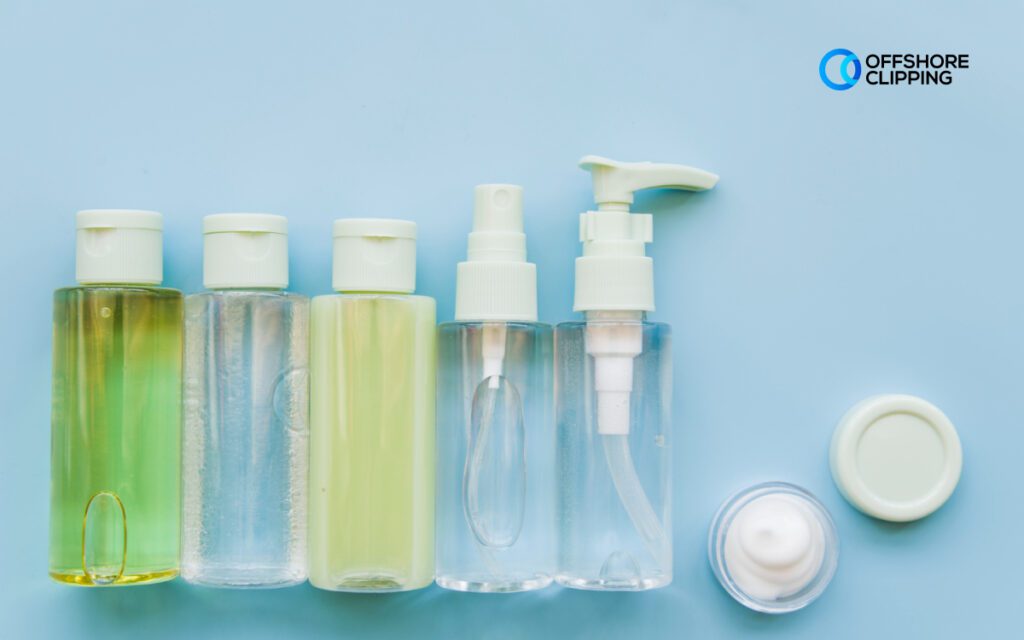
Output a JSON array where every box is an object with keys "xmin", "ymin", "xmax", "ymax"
[
  {"xmin": 308, "ymin": 294, "xmax": 436, "ymax": 592},
  {"xmin": 50, "ymin": 286, "xmax": 183, "ymax": 586},
  {"xmin": 181, "ymin": 290, "xmax": 309, "ymax": 588}
]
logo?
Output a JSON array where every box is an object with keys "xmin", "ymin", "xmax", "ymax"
[
  {"xmin": 819, "ymin": 48, "xmax": 861, "ymax": 91},
  {"xmin": 819, "ymin": 50, "xmax": 970, "ymax": 90}
]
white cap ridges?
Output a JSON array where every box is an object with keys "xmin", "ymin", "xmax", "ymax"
[
  {"xmin": 76, "ymin": 209, "xmax": 163, "ymax": 285},
  {"xmin": 332, "ymin": 218, "xmax": 417, "ymax": 293},
  {"xmin": 574, "ymin": 156, "xmax": 718, "ymax": 312},
  {"xmin": 203, "ymin": 213, "xmax": 288, "ymax": 289},
  {"xmin": 455, "ymin": 184, "xmax": 537, "ymax": 322},
  {"xmin": 574, "ymin": 213, "xmax": 655, "ymax": 312}
]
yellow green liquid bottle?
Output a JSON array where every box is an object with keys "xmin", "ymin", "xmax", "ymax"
[
  {"xmin": 308, "ymin": 219, "xmax": 436, "ymax": 592},
  {"xmin": 49, "ymin": 210, "xmax": 182, "ymax": 586}
]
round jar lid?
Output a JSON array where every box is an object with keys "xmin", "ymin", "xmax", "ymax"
[{"xmin": 829, "ymin": 394, "xmax": 962, "ymax": 522}]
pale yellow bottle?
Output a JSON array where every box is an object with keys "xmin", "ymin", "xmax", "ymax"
[{"xmin": 308, "ymin": 218, "xmax": 436, "ymax": 592}]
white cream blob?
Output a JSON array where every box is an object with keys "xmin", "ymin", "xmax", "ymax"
[{"xmin": 723, "ymin": 493, "xmax": 826, "ymax": 601}]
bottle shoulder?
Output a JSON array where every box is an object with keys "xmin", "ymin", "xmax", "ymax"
[
  {"xmin": 187, "ymin": 289, "xmax": 307, "ymax": 301},
  {"xmin": 185, "ymin": 291, "xmax": 309, "ymax": 319},
  {"xmin": 556, "ymin": 319, "xmax": 670, "ymax": 331},
  {"xmin": 313, "ymin": 292, "xmax": 432, "ymax": 299},
  {"xmin": 313, "ymin": 292, "xmax": 434, "ymax": 306},
  {"xmin": 55, "ymin": 285, "xmax": 182, "ymax": 299},
  {"xmin": 440, "ymin": 320, "xmax": 552, "ymax": 331}
]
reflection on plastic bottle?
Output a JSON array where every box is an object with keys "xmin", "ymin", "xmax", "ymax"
[
  {"xmin": 82, "ymin": 491, "xmax": 127, "ymax": 585},
  {"xmin": 464, "ymin": 375, "xmax": 526, "ymax": 550}
]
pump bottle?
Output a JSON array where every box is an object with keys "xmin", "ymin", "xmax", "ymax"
[
  {"xmin": 181, "ymin": 214, "xmax": 309, "ymax": 588},
  {"xmin": 50, "ymin": 210, "xmax": 183, "ymax": 586},
  {"xmin": 436, "ymin": 185, "xmax": 554, "ymax": 592},
  {"xmin": 556, "ymin": 156, "xmax": 717, "ymax": 590},
  {"xmin": 308, "ymin": 219, "xmax": 436, "ymax": 592}
]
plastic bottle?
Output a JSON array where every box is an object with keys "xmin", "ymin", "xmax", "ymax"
[
  {"xmin": 436, "ymin": 185, "xmax": 554, "ymax": 592},
  {"xmin": 556, "ymin": 156, "xmax": 718, "ymax": 590},
  {"xmin": 181, "ymin": 214, "xmax": 309, "ymax": 588},
  {"xmin": 50, "ymin": 209, "xmax": 183, "ymax": 586},
  {"xmin": 308, "ymin": 218, "xmax": 436, "ymax": 592}
]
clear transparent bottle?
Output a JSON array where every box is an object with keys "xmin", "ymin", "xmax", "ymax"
[
  {"xmin": 308, "ymin": 219, "xmax": 436, "ymax": 592},
  {"xmin": 181, "ymin": 214, "xmax": 308, "ymax": 588},
  {"xmin": 436, "ymin": 321, "xmax": 554, "ymax": 592},
  {"xmin": 181, "ymin": 291, "xmax": 309, "ymax": 586},
  {"xmin": 50, "ymin": 210, "xmax": 183, "ymax": 586},
  {"xmin": 555, "ymin": 313, "xmax": 672, "ymax": 590},
  {"xmin": 435, "ymin": 184, "xmax": 555, "ymax": 592},
  {"xmin": 555, "ymin": 155, "xmax": 716, "ymax": 591}
]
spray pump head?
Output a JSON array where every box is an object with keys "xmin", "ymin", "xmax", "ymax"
[
  {"xmin": 578, "ymin": 155, "xmax": 717, "ymax": 436},
  {"xmin": 574, "ymin": 155, "xmax": 718, "ymax": 313},
  {"xmin": 455, "ymin": 184, "xmax": 537, "ymax": 323}
]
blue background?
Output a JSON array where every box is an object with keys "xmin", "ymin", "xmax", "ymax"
[{"xmin": 1, "ymin": 1, "xmax": 1019, "ymax": 638}]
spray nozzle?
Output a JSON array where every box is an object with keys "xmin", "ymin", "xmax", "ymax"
[
  {"xmin": 468, "ymin": 185, "xmax": 526, "ymax": 262},
  {"xmin": 455, "ymin": 184, "xmax": 538, "ymax": 322}
]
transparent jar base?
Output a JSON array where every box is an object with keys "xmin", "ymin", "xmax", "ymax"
[
  {"xmin": 312, "ymin": 572, "xmax": 432, "ymax": 593},
  {"xmin": 49, "ymin": 568, "xmax": 178, "ymax": 587},
  {"xmin": 181, "ymin": 564, "xmax": 306, "ymax": 589},
  {"xmin": 554, "ymin": 572, "xmax": 670, "ymax": 592},
  {"xmin": 435, "ymin": 573, "xmax": 552, "ymax": 593},
  {"xmin": 708, "ymin": 482, "xmax": 839, "ymax": 614}
]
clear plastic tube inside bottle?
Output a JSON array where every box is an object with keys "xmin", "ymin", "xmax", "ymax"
[
  {"xmin": 586, "ymin": 312, "xmax": 671, "ymax": 570},
  {"xmin": 601, "ymin": 435, "xmax": 670, "ymax": 569},
  {"xmin": 437, "ymin": 321, "xmax": 554, "ymax": 592},
  {"xmin": 462, "ymin": 323, "xmax": 527, "ymax": 584},
  {"xmin": 556, "ymin": 313, "xmax": 671, "ymax": 590}
]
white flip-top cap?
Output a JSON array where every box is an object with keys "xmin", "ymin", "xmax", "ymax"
[
  {"xmin": 76, "ymin": 209, "xmax": 163, "ymax": 285},
  {"xmin": 203, "ymin": 213, "xmax": 288, "ymax": 289},
  {"xmin": 574, "ymin": 156, "xmax": 718, "ymax": 312},
  {"xmin": 455, "ymin": 184, "xmax": 537, "ymax": 321},
  {"xmin": 332, "ymin": 218, "xmax": 417, "ymax": 293},
  {"xmin": 830, "ymin": 394, "xmax": 963, "ymax": 522}
]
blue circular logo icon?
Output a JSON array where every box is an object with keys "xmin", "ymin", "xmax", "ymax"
[{"xmin": 819, "ymin": 48, "xmax": 861, "ymax": 91}]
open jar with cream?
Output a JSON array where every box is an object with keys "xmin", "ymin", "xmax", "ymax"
[{"xmin": 708, "ymin": 482, "xmax": 839, "ymax": 614}]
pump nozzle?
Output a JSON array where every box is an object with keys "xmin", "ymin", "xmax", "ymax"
[
  {"xmin": 580, "ymin": 155, "xmax": 718, "ymax": 210},
  {"xmin": 574, "ymin": 155, "xmax": 717, "ymax": 313}
]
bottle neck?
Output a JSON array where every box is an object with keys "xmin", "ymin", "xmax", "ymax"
[
  {"xmin": 77, "ymin": 281, "xmax": 161, "ymax": 288},
  {"xmin": 585, "ymin": 310, "xmax": 645, "ymax": 323},
  {"xmin": 334, "ymin": 289, "xmax": 411, "ymax": 296},
  {"xmin": 208, "ymin": 286, "xmax": 285, "ymax": 292}
]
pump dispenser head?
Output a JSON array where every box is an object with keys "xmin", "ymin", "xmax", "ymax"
[
  {"xmin": 455, "ymin": 184, "xmax": 537, "ymax": 322},
  {"xmin": 76, "ymin": 209, "xmax": 163, "ymax": 285},
  {"xmin": 332, "ymin": 218, "xmax": 417, "ymax": 293},
  {"xmin": 203, "ymin": 213, "xmax": 288, "ymax": 289},
  {"xmin": 574, "ymin": 155, "xmax": 718, "ymax": 312}
]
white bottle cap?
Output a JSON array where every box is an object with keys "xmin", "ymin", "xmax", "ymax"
[
  {"xmin": 203, "ymin": 213, "xmax": 288, "ymax": 289},
  {"xmin": 332, "ymin": 218, "xmax": 417, "ymax": 293},
  {"xmin": 830, "ymin": 394, "xmax": 963, "ymax": 522},
  {"xmin": 455, "ymin": 184, "xmax": 537, "ymax": 321},
  {"xmin": 574, "ymin": 156, "xmax": 718, "ymax": 312},
  {"xmin": 76, "ymin": 209, "xmax": 163, "ymax": 285}
]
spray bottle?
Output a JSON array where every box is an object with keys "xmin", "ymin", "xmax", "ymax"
[
  {"xmin": 556, "ymin": 156, "xmax": 717, "ymax": 590},
  {"xmin": 436, "ymin": 185, "xmax": 554, "ymax": 592}
]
